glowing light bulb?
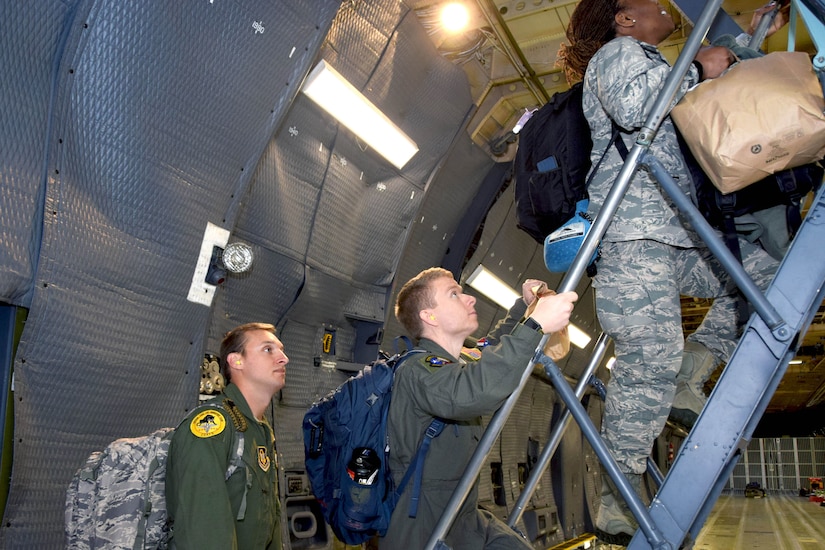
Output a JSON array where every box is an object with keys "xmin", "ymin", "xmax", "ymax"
[{"xmin": 441, "ymin": 3, "xmax": 470, "ymax": 33}]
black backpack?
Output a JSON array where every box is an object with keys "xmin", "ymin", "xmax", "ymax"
[
  {"xmin": 513, "ymin": 82, "xmax": 593, "ymax": 244},
  {"xmin": 677, "ymin": 130, "xmax": 823, "ymax": 261}
]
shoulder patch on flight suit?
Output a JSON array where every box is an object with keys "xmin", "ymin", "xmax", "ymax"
[
  {"xmin": 190, "ymin": 409, "xmax": 226, "ymax": 438},
  {"xmin": 460, "ymin": 347, "xmax": 482, "ymax": 361},
  {"xmin": 425, "ymin": 355, "xmax": 452, "ymax": 366}
]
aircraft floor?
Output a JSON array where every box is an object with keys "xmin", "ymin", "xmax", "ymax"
[
  {"xmin": 693, "ymin": 493, "xmax": 825, "ymax": 549},
  {"xmin": 588, "ymin": 493, "xmax": 825, "ymax": 549}
]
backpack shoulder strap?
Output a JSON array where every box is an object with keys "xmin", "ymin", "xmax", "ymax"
[
  {"xmin": 132, "ymin": 428, "xmax": 176, "ymax": 550},
  {"xmin": 586, "ymin": 123, "xmax": 628, "ymax": 190},
  {"xmin": 401, "ymin": 417, "xmax": 446, "ymax": 519},
  {"xmin": 383, "ymin": 344, "xmax": 444, "ymax": 518}
]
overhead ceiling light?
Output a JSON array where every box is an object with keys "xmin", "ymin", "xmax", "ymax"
[
  {"xmin": 466, "ymin": 265, "xmax": 520, "ymax": 309},
  {"xmin": 605, "ymin": 356, "xmax": 616, "ymax": 370},
  {"xmin": 441, "ymin": 2, "xmax": 470, "ymax": 33},
  {"xmin": 301, "ymin": 60, "xmax": 419, "ymax": 169},
  {"xmin": 789, "ymin": 359, "xmax": 804, "ymax": 365},
  {"xmin": 567, "ymin": 323, "xmax": 592, "ymax": 349}
]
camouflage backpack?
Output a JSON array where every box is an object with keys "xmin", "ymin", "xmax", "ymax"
[{"xmin": 65, "ymin": 402, "xmax": 245, "ymax": 550}]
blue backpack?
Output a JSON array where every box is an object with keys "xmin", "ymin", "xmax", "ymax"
[{"xmin": 303, "ymin": 347, "xmax": 444, "ymax": 545}]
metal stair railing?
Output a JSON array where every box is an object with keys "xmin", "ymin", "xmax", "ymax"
[
  {"xmin": 426, "ymin": 0, "xmax": 825, "ymax": 548},
  {"xmin": 625, "ymin": 178, "xmax": 825, "ymax": 549},
  {"xmin": 424, "ymin": 1, "xmax": 724, "ymax": 548},
  {"xmin": 624, "ymin": 2, "xmax": 825, "ymax": 544},
  {"xmin": 506, "ymin": 332, "xmax": 611, "ymax": 530}
]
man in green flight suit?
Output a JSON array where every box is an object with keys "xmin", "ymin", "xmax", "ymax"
[
  {"xmin": 381, "ymin": 267, "xmax": 578, "ymax": 549},
  {"xmin": 166, "ymin": 322, "xmax": 288, "ymax": 549}
]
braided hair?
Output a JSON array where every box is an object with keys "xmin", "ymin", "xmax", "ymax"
[{"xmin": 557, "ymin": 0, "xmax": 623, "ymax": 84}]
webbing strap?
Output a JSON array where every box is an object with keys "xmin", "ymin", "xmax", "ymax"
[
  {"xmin": 586, "ymin": 124, "xmax": 627, "ymax": 190},
  {"xmin": 715, "ymin": 194, "xmax": 751, "ymax": 325},
  {"xmin": 237, "ymin": 467, "xmax": 252, "ymax": 521},
  {"xmin": 399, "ymin": 418, "xmax": 446, "ymax": 519},
  {"xmin": 776, "ymin": 170, "xmax": 805, "ymax": 239}
]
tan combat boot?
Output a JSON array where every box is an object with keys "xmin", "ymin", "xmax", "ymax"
[{"xmin": 670, "ymin": 341, "xmax": 717, "ymax": 429}]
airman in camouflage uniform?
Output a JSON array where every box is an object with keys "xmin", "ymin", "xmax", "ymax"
[{"xmin": 573, "ymin": 5, "xmax": 778, "ymax": 543}]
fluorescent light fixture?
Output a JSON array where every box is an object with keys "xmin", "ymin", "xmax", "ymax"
[
  {"xmin": 301, "ymin": 60, "xmax": 419, "ymax": 169},
  {"xmin": 567, "ymin": 323, "xmax": 591, "ymax": 349},
  {"xmin": 605, "ymin": 356, "xmax": 616, "ymax": 370},
  {"xmin": 466, "ymin": 265, "xmax": 520, "ymax": 310},
  {"xmin": 789, "ymin": 359, "xmax": 803, "ymax": 365}
]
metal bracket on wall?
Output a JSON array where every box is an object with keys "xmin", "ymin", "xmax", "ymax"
[{"xmin": 187, "ymin": 222, "xmax": 230, "ymax": 307}]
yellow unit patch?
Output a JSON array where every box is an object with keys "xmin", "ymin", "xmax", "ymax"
[
  {"xmin": 257, "ymin": 446, "xmax": 271, "ymax": 471},
  {"xmin": 190, "ymin": 409, "xmax": 226, "ymax": 438}
]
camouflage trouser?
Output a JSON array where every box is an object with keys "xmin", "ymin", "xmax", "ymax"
[{"xmin": 593, "ymin": 238, "xmax": 777, "ymax": 474}]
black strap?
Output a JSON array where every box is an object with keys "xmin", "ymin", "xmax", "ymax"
[
  {"xmin": 612, "ymin": 125, "xmax": 629, "ymax": 160},
  {"xmin": 582, "ymin": 123, "xmax": 628, "ymax": 278},
  {"xmin": 585, "ymin": 124, "xmax": 628, "ymax": 189},
  {"xmin": 775, "ymin": 170, "xmax": 805, "ymax": 238},
  {"xmin": 714, "ymin": 174, "xmax": 750, "ymax": 327},
  {"xmin": 715, "ymin": 193, "xmax": 744, "ymax": 264}
]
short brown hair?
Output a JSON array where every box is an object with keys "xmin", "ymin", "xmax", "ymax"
[
  {"xmin": 395, "ymin": 267, "xmax": 453, "ymax": 339},
  {"xmin": 220, "ymin": 322, "xmax": 276, "ymax": 383}
]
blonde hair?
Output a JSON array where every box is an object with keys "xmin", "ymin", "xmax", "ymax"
[{"xmin": 395, "ymin": 267, "xmax": 453, "ymax": 339}]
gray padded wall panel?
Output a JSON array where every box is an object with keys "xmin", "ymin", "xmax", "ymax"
[
  {"xmin": 501, "ymin": 377, "xmax": 533, "ymax": 503},
  {"xmin": 278, "ymin": 318, "xmax": 350, "ymax": 402},
  {"xmin": 476, "ymin": 411, "xmax": 497, "ymax": 506},
  {"xmin": 382, "ymin": 135, "xmax": 495, "ymax": 343},
  {"xmin": 209, "ymin": 0, "xmax": 477, "ymax": 455},
  {"xmin": 2, "ymin": 1, "xmax": 341, "ymax": 547},
  {"xmin": 307, "ymin": 162, "xmax": 419, "ymax": 282},
  {"xmin": 207, "ymin": 246, "xmax": 306, "ymax": 351},
  {"xmin": 273, "ymin": 403, "xmax": 315, "ymax": 474},
  {"xmin": 323, "ymin": 1, "xmax": 405, "ymax": 91},
  {"xmin": 342, "ymin": 286, "xmax": 389, "ymax": 323},
  {"xmin": 323, "ymin": 5, "xmax": 473, "ymax": 188},
  {"xmin": 238, "ymin": 97, "xmax": 332, "ymax": 259},
  {"xmin": 554, "ymin": 400, "xmax": 592, "ymax": 540},
  {"xmin": 583, "ymin": 395, "xmax": 604, "ymax": 531},
  {"xmin": 528, "ymin": 379, "xmax": 560, "ymax": 510},
  {"xmin": 0, "ymin": 1, "xmax": 70, "ymax": 305}
]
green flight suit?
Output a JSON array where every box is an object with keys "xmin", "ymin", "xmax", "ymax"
[
  {"xmin": 166, "ymin": 383, "xmax": 282, "ymax": 549},
  {"xmin": 382, "ymin": 299, "xmax": 540, "ymax": 550}
]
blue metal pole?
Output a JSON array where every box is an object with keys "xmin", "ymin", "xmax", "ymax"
[
  {"xmin": 642, "ymin": 154, "xmax": 789, "ymax": 338},
  {"xmin": 541, "ymin": 357, "xmax": 672, "ymax": 550},
  {"xmin": 507, "ymin": 333, "xmax": 610, "ymax": 529}
]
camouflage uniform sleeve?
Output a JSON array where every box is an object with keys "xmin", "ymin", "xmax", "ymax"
[
  {"xmin": 167, "ymin": 407, "xmax": 238, "ymax": 550},
  {"xmin": 592, "ymin": 38, "xmax": 697, "ymax": 131}
]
